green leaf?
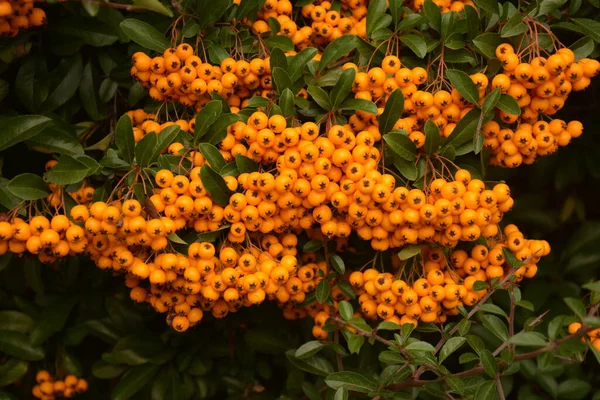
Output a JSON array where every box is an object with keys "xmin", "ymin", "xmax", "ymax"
[
  {"xmin": 295, "ymin": 341, "xmax": 328, "ymax": 359},
  {"xmin": 423, "ymin": 0, "xmax": 442, "ymax": 31},
  {"xmin": 478, "ymin": 303, "xmax": 507, "ymax": 317},
  {"xmin": 532, "ymin": 0, "xmax": 567, "ymax": 15},
  {"xmin": 378, "ymin": 89, "xmax": 404, "ymax": 135},
  {"xmin": 26, "ymin": 124, "xmax": 84, "ymax": 156},
  {"xmin": 203, "ymin": 113, "xmax": 241, "ymax": 145},
  {"xmin": 7, "ymin": 173, "xmax": 51, "ymax": 200},
  {"xmin": 473, "ymin": 0, "xmax": 498, "ymax": 14},
  {"xmin": 346, "ymin": 333, "xmax": 364, "ymax": 354},
  {"xmin": 384, "ymin": 130, "xmax": 417, "ymax": 161},
  {"xmin": 564, "ymin": 297, "xmax": 586, "ymax": 319},
  {"xmin": 286, "ymin": 350, "xmax": 334, "ymax": 377},
  {"xmin": 316, "ymin": 280, "xmax": 331, "ymax": 304},
  {"xmin": 557, "ymin": 379, "xmax": 591, "ymax": 400},
  {"xmin": 366, "ymin": 0, "xmax": 387, "ymax": 37},
  {"xmin": 235, "ymin": 155, "xmax": 258, "ymax": 173},
  {"xmin": 304, "ymin": 240, "xmax": 323, "ymax": 252},
  {"xmin": 15, "ymin": 56, "xmax": 48, "ymax": 113},
  {"xmin": 445, "ymin": 375, "xmax": 465, "ymax": 395},
  {"xmin": 497, "ymin": 94, "xmax": 521, "ymax": 115},
  {"xmin": 30, "ymin": 297, "xmax": 78, "ymax": 345},
  {"xmin": 308, "ymin": 85, "xmax": 331, "ymax": 110},
  {"xmin": 337, "ymin": 281, "xmax": 357, "ymax": 300},
  {"xmin": 330, "ymin": 68, "xmax": 355, "ymax": 109},
  {"xmin": 272, "ymin": 67, "xmax": 294, "ymax": 94},
  {"xmin": 135, "ymin": 125, "xmax": 180, "ymax": 167},
  {"xmin": 480, "ymin": 350, "xmax": 497, "ymax": 378},
  {"xmin": 0, "ymin": 359, "xmax": 28, "ymax": 387},
  {"xmin": 194, "ymin": 100, "xmax": 223, "ymax": 141},
  {"xmin": 0, "ymin": 311, "xmax": 34, "ymax": 334},
  {"xmin": 133, "ymin": 0, "xmax": 173, "ymax": 16},
  {"xmin": 516, "ymin": 300, "xmax": 534, "ymax": 311},
  {"xmin": 24, "ymin": 258, "xmax": 44, "ymax": 295},
  {"xmin": 319, "ymin": 35, "xmax": 357, "ymax": 71},
  {"xmin": 395, "ymin": 158, "xmax": 418, "ymax": 180},
  {"xmin": 472, "ymin": 33, "xmax": 502, "ymax": 59},
  {"xmin": 397, "ymin": 245, "xmax": 421, "ymax": 260},
  {"xmin": 446, "ymin": 70, "xmax": 480, "ymax": 105},
  {"xmin": 508, "ymin": 332, "xmax": 547, "ymax": 347},
  {"xmin": 288, "ymin": 47, "xmax": 318, "ymax": 82},
  {"xmin": 501, "ymin": 13, "xmax": 528, "ymax": 38},
  {"xmin": 80, "ymin": 61, "xmax": 108, "ymax": 120},
  {"xmin": 482, "ymin": 88, "xmax": 501, "ymax": 115},
  {"xmin": 43, "ymin": 55, "xmax": 83, "ymax": 112},
  {"xmin": 439, "ymin": 337, "xmax": 466, "ymax": 363},
  {"xmin": 399, "ymin": 34, "xmax": 427, "ymax": 58},
  {"xmin": 569, "ymin": 36, "xmax": 595, "ymax": 60},
  {"xmin": 270, "ymin": 47, "xmax": 287, "ymax": 71},
  {"xmin": 111, "ymin": 364, "xmax": 160, "ymax": 400},
  {"xmin": 0, "ymin": 115, "xmax": 52, "ymax": 152},
  {"xmin": 329, "ymin": 255, "xmax": 345, "ymax": 275},
  {"xmin": 200, "ymin": 166, "xmax": 233, "ymax": 206},
  {"xmin": 265, "ymin": 35, "xmax": 294, "ymax": 51},
  {"xmin": 481, "ymin": 314, "xmax": 509, "ymax": 341},
  {"xmin": 325, "ymin": 371, "xmax": 377, "ymax": 393},
  {"xmin": 473, "ymin": 380, "xmax": 496, "ymax": 400},
  {"xmin": 459, "ymin": 352, "xmax": 480, "ymax": 364},
  {"xmin": 81, "ymin": 0, "xmax": 99, "ymax": 16},
  {"xmin": 571, "ymin": 18, "xmax": 600, "ymax": 43},
  {"xmin": 334, "ymin": 387, "xmax": 349, "ymax": 400},
  {"xmin": 389, "ymin": 0, "xmax": 404, "ymax": 27},
  {"xmin": 442, "ymin": 108, "xmax": 482, "ymax": 150},
  {"xmin": 120, "ymin": 19, "xmax": 170, "ymax": 52},
  {"xmin": 0, "ymin": 331, "xmax": 45, "ymax": 361},
  {"xmin": 424, "ymin": 120, "xmax": 441, "ymax": 155},
  {"xmin": 112, "ymin": 115, "xmax": 134, "ymax": 165},
  {"xmin": 406, "ymin": 341, "xmax": 436, "ymax": 353},
  {"xmin": 338, "ymin": 98, "xmax": 378, "ymax": 114},
  {"xmin": 279, "ymin": 88, "xmax": 295, "ymax": 117},
  {"xmin": 198, "ymin": 143, "xmax": 226, "ymax": 172},
  {"xmin": 339, "ymin": 301, "xmax": 353, "ymax": 321},
  {"xmin": 63, "ymin": 351, "xmax": 83, "ymax": 376},
  {"xmin": 502, "ymin": 246, "xmax": 523, "ymax": 268},
  {"xmin": 45, "ymin": 155, "xmax": 93, "ymax": 185},
  {"xmin": 93, "ymin": 360, "xmax": 127, "ymax": 379}
]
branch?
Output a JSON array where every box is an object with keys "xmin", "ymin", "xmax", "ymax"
[{"xmin": 387, "ymin": 302, "xmax": 600, "ymax": 391}]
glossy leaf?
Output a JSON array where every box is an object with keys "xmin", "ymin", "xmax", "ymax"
[
  {"xmin": 330, "ymin": 68, "xmax": 355, "ymax": 109},
  {"xmin": 0, "ymin": 115, "xmax": 52, "ymax": 152},
  {"xmin": 115, "ymin": 114, "xmax": 135, "ymax": 164},
  {"xmin": 325, "ymin": 371, "xmax": 377, "ymax": 393},
  {"xmin": 200, "ymin": 165, "xmax": 234, "ymax": 206},
  {"xmin": 446, "ymin": 70, "xmax": 480, "ymax": 105},
  {"xmin": 111, "ymin": 364, "xmax": 160, "ymax": 400},
  {"xmin": 383, "ymin": 130, "xmax": 417, "ymax": 161},
  {"xmin": 0, "ymin": 331, "xmax": 45, "ymax": 361},
  {"xmin": 6, "ymin": 173, "xmax": 51, "ymax": 200},
  {"xmin": 198, "ymin": 143, "xmax": 226, "ymax": 172},
  {"xmin": 378, "ymin": 89, "xmax": 404, "ymax": 135},
  {"xmin": 120, "ymin": 19, "xmax": 170, "ymax": 52}
]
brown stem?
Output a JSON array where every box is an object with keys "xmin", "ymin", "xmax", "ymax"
[{"xmin": 388, "ymin": 302, "xmax": 600, "ymax": 391}]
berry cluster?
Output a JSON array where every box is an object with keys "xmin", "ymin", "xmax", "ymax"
[
  {"xmin": 32, "ymin": 371, "xmax": 87, "ymax": 400},
  {"xmin": 250, "ymin": 0, "xmax": 366, "ymax": 49},
  {"xmin": 131, "ymin": 44, "xmax": 282, "ymax": 109},
  {"xmin": 352, "ymin": 48, "xmax": 599, "ymax": 166},
  {"xmin": 0, "ymin": 0, "xmax": 46, "ymax": 37},
  {"xmin": 305, "ymin": 224, "xmax": 548, "ymax": 337}
]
